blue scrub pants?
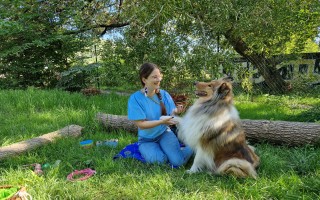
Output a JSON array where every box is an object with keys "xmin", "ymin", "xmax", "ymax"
[{"xmin": 138, "ymin": 130, "xmax": 193, "ymax": 167}]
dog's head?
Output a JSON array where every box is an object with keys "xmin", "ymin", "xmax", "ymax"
[{"xmin": 194, "ymin": 76, "xmax": 233, "ymax": 104}]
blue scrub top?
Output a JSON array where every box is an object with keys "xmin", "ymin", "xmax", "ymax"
[{"xmin": 128, "ymin": 89, "xmax": 176, "ymax": 139}]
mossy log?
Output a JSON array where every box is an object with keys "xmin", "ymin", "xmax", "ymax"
[
  {"xmin": 96, "ymin": 113, "xmax": 320, "ymax": 146},
  {"xmin": 0, "ymin": 125, "xmax": 83, "ymax": 160}
]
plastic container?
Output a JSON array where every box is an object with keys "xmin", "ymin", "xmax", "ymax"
[
  {"xmin": 96, "ymin": 139, "xmax": 118, "ymax": 148},
  {"xmin": 80, "ymin": 140, "xmax": 94, "ymax": 148}
]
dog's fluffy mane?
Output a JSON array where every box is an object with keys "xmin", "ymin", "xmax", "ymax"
[
  {"xmin": 178, "ymin": 77, "xmax": 239, "ymax": 148},
  {"xmin": 177, "ymin": 77, "xmax": 259, "ymax": 178}
]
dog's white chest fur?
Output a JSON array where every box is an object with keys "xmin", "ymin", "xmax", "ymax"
[{"xmin": 178, "ymin": 103, "xmax": 240, "ymax": 148}]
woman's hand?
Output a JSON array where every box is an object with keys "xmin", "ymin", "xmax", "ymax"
[{"xmin": 160, "ymin": 116, "xmax": 177, "ymax": 125}]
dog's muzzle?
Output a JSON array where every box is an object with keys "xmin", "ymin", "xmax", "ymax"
[{"xmin": 195, "ymin": 91, "xmax": 208, "ymax": 97}]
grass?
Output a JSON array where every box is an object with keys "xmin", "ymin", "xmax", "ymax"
[
  {"xmin": 0, "ymin": 88, "xmax": 319, "ymax": 199},
  {"xmin": 235, "ymin": 94, "xmax": 320, "ymax": 122}
]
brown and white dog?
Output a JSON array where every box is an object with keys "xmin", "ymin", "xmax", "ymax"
[{"xmin": 176, "ymin": 77, "xmax": 260, "ymax": 178}]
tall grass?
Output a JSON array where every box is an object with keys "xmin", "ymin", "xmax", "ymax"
[{"xmin": 0, "ymin": 88, "xmax": 319, "ymax": 199}]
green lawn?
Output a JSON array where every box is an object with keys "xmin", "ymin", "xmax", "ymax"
[{"xmin": 0, "ymin": 88, "xmax": 319, "ymax": 199}]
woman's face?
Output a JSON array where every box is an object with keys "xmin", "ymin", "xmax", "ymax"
[{"xmin": 143, "ymin": 68, "xmax": 163, "ymax": 90}]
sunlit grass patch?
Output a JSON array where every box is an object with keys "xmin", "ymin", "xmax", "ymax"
[{"xmin": 0, "ymin": 89, "xmax": 319, "ymax": 199}]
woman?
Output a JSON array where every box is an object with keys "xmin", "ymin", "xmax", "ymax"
[{"xmin": 127, "ymin": 62, "xmax": 193, "ymax": 167}]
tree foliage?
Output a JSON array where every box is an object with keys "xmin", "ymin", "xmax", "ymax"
[
  {"xmin": 120, "ymin": 0, "xmax": 320, "ymax": 92},
  {"xmin": 0, "ymin": 0, "xmax": 127, "ymax": 89},
  {"xmin": 0, "ymin": 0, "xmax": 319, "ymax": 93}
]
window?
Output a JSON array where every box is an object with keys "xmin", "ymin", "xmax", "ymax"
[
  {"xmin": 314, "ymin": 59, "xmax": 320, "ymax": 74},
  {"xmin": 298, "ymin": 64, "xmax": 308, "ymax": 74}
]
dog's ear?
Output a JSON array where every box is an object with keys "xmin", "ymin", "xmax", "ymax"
[
  {"xmin": 218, "ymin": 83, "xmax": 230, "ymax": 97},
  {"xmin": 222, "ymin": 76, "xmax": 233, "ymax": 82}
]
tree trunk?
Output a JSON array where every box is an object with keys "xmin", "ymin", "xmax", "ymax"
[
  {"xmin": 96, "ymin": 113, "xmax": 137, "ymax": 133},
  {"xmin": 224, "ymin": 29, "xmax": 290, "ymax": 93},
  {"xmin": 0, "ymin": 125, "xmax": 83, "ymax": 161},
  {"xmin": 241, "ymin": 120, "xmax": 320, "ymax": 146},
  {"xmin": 96, "ymin": 113, "xmax": 320, "ymax": 146}
]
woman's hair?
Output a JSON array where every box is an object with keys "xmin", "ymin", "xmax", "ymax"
[{"xmin": 139, "ymin": 62, "xmax": 167, "ymax": 115}]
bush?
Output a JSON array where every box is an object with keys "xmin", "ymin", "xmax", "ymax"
[
  {"xmin": 56, "ymin": 64, "xmax": 101, "ymax": 92},
  {"xmin": 290, "ymin": 73, "xmax": 320, "ymax": 93}
]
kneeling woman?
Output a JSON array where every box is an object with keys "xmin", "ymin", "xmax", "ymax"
[{"xmin": 127, "ymin": 62, "xmax": 192, "ymax": 167}]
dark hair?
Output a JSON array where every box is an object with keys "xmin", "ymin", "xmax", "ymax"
[{"xmin": 139, "ymin": 62, "xmax": 167, "ymax": 115}]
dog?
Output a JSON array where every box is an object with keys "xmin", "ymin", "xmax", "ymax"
[{"xmin": 176, "ymin": 77, "xmax": 260, "ymax": 178}]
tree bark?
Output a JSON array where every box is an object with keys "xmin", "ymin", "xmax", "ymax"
[
  {"xmin": 224, "ymin": 29, "xmax": 290, "ymax": 93},
  {"xmin": 96, "ymin": 113, "xmax": 320, "ymax": 146},
  {"xmin": 0, "ymin": 125, "xmax": 83, "ymax": 161},
  {"xmin": 96, "ymin": 113, "xmax": 137, "ymax": 133}
]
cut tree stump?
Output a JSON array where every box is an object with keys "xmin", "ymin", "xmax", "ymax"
[
  {"xmin": 96, "ymin": 113, "xmax": 320, "ymax": 146},
  {"xmin": 0, "ymin": 125, "xmax": 83, "ymax": 160}
]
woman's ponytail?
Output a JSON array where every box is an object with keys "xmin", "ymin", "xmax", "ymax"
[{"xmin": 156, "ymin": 90, "xmax": 167, "ymax": 116}]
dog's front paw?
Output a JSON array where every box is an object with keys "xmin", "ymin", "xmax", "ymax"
[
  {"xmin": 187, "ymin": 166, "xmax": 202, "ymax": 174},
  {"xmin": 186, "ymin": 169, "xmax": 196, "ymax": 174}
]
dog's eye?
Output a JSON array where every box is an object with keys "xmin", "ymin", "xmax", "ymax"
[{"xmin": 208, "ymin": 84, "xmax": 212, "ymax": 87}]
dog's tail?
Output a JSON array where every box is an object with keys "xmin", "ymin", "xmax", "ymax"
[{"xmin": 216, "ymin": 158, "xmax": 258, "ymax": 179}]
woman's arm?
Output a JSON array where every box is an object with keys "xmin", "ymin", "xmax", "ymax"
[{"xmin": 133, "ymin": 117, "xmax": 175, "ymax": 130}]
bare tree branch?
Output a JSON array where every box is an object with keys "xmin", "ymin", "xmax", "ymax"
[
  {"xmin": 99, "ymin": 22, "xmax": 130, "ymax": 36},
  {"xmin": 64, "ymin": 22, "xmax": 130, "ymax": 36}
]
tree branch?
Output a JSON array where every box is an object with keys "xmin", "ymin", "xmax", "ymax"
[
  {"xmin": 64, "ymin": 22, "xmax": 130, "ymax": 36},
  {"xmin": 99, "ymin": 22, "xmax": 130, "ymax": 36}
]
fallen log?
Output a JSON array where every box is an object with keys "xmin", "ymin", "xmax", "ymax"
[
  {"xmin": 96, "ymin": 113, "xmax": 320, "ymax": 146},
  {"xmin": 0, "ymin": 125, "xmax": 83, "ymax": 160}
]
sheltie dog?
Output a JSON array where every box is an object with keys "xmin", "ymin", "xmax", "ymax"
[{"xmin": 176, "ymin": 77, "xmax": 260, "ymax": 178}]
